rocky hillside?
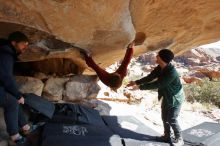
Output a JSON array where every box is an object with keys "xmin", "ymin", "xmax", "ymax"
[
  {"xmin": 95, "ymin": 46, "xmax": 220, "ymax": 105},
  {"xmin": 135, "ymin": 47, "xmax": 220, "ymax": 82}
]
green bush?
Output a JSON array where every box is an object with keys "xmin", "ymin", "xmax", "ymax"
[{"xmin": 184, "ymin": 78, "xmax": 220, "ymax": 108}]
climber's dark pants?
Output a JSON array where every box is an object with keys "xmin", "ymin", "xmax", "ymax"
[
  {"xmin": 161, "ymin": 105, "xmax": 182, "ymax": 138},
  {"xmin": 0, "ymin": 93, "xmax": 28, "ymax": 136}
]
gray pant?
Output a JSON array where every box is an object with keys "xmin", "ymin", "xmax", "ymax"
[
  {"xmin": 161, "ymin": 105, "xmax": 182, "ymax": 138},
  {"xmin": 0, "ymin": 93, "xmax": 28, "ymax": 136}
]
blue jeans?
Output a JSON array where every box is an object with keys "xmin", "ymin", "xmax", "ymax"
[
  {"xmin": 0, "ymin": 92, "xmax": 28, "ymax": 136},
  {"xmin": 161, "ymin": 105, "xmax": 182, "ymax": 138}
]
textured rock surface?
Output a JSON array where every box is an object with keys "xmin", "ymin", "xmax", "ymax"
[
  {"xmin": 198, "ymin": 69, "xmax": 220, "ymax": 80},
  {"xmin": 42, "ymin": 77, "xmax": 69, "ymax": 101},
  {"xmin": 175, "ymin": 48, "xmax": 217, "ymax": 66},
  {"xmin": 63, "ymin": 75, "xmax": 100, "ymax": 102},
  {"xmin": 1, "ymin": 0, "xmax": 220, "ymax": 73},
  {"xmin": 136, "ymin": 47, "xmax": 220, "ymax": 82},
  {"xmin": 130, "ymin": 0, "xmax": 220, "ymax": 54},
  {"xmin": 182, "ymin": 76, "xmax": 202, "ymax": 84},
  {"xmin": 16, "ymin": 47, "xmax": 86, "ymax": 75},
  {"xmin": 0, "ymin": 0, "xmax": 134, "ymax": 73},
  {"xmin": 16, "ymin": 76, "xmax": 44, "ymax": 96}
]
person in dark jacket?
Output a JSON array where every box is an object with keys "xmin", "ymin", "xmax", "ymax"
[
  {"xmin": 0, "ymin": 31, "xmax": 30, "ymax": 145},
  {"xmin": 127, "ymin": 49, "xmax": 185, "ymax": 146}
]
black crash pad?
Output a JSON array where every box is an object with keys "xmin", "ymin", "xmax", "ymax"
[
  {"xmin": 42, "ymin": 104, "xmax": 123, "ymax": 146},
  {"xmin": 42, "ymin": 123, "xmax": 123, "ymax": 146},
  {"xmin": 102, "ymin": 116, "xmax": 170, "ymax": 146},
  {"xmin": 182, "ymin": 122, "xmax": 220, "ymax": 146},
  {"xmin": 50, "ymin": 103, "xmax": 106, "ymax": 126},
  {"xmin": 23, "ymin": 93, "xmax": 55, "ymax": 119}
]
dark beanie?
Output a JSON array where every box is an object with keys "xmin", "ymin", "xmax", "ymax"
[
  {"xmin": 8, "ymin": 31, "xmax": 28, "ymax": 43},
  {"xmin": 158, "ymin": 49, "xmax": 174, "ymax": 63}
]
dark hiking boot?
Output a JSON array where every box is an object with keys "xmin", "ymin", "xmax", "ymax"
[
  {"xmin": 20, "ymin": 124, "xmax": 39, "ymax": 136},
  {"xmin": 172, "ymin": 137, "xmax": 184, "ymax": 146},
  {"xmin": 156, "ymin": 133, "xmax": 171, "ymax": 143},
  {"xmin": 9, "ymin": 136, "xmax": 27, "ymax": 146}
]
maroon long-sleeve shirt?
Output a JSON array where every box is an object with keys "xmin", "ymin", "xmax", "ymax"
[{"xmin": 85, "ymin": 47, "xmax": 133, "ymax": 88}]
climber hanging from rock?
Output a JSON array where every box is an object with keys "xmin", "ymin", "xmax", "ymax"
[{"xmin": 80, "ymin": 32, "xmax": 146, "ymax": 91}]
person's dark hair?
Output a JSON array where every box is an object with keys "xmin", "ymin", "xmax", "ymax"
[
  {"xmin": 8, "ymin": 31, "xmax": 28, "ymax": 43},
  {"xmin": 109, "ymin": 73, "xmax": 122, "ymax": 89},
  {"xmin": 158, "ymin": 49, "xmax": 174, "ymax": 63}
]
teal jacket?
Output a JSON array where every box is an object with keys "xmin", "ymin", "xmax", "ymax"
[{"xmin": 135, "ymin": 64, "xmax": 185, "ymax": 109}]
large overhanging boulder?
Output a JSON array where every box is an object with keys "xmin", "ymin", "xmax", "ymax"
[
  {"xmin": 130, "ymin": 0, "xmax": 220, "ymax": 55},
  {"xmin": 0, "ymin": 0, "xmax": 220, "ymax": 75}
]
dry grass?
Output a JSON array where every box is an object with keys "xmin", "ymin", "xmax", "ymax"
[{"xmin": 184, "ymin": 78, "xmax": 220, "ymax": 108}]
